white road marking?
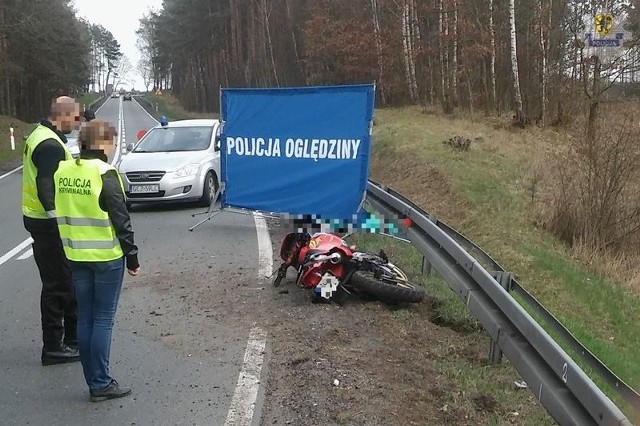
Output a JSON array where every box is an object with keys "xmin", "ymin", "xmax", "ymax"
[
  {"xmin": 253, "ymin": 213, "xmax": 273, "ymax": 278},
  {"xmin": 224, "ymin": 327, "xmax": 267, "ymax": 426},
  {"xmin": 111, "ymin": 98, "xmax": 124, "ymax": 166},
  {"xmin": 0, "ymin": 165, "xmax": 22, "ymax": 180},
  {"xmin": 16, "ymin": 248, "xmax": 33, "ymax": 260},
  {"xmin": 0, "ymin": 237, "xmax": 33, "ymax": 267}
]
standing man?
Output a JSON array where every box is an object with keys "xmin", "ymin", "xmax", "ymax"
[{"xmin": 22, "ymin": 96, "xmax": 81, "ymax": 365}]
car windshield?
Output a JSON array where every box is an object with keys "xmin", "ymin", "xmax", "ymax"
[{"xmin": 133, "ymin": 126, "xmax": 213, "ymax": 153}]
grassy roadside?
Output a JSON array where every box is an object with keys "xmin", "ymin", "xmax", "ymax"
[
  {"xmin": 368, "ymin": 106, "xmax": 640, "ymax": 419},
  {"xmin": 139, "ymin": 92, "xmax": 216, "ymax": 121},
  {"xmin": 77, "ymin": 92, "xmax": 103, "ymax": 112},
  {"xmin": 0, "ymin": 116, "xmax": 34, "ymax": 172}
]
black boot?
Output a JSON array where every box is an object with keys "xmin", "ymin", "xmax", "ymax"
[
  {"xmin": 41, "ymin": 345, "xmax": 80, "ymax": 366},
  {"xmin": 90, "ymin": 379, "xmax": 132, "ymax": 402}
]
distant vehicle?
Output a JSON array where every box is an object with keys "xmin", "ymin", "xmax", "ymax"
[
  {"xmin": 117, "ymin": 119, "xmax": 222, "ymax": 208},
  {"xmin": 123, "ymin": 93, "xmax": 132, "ymax": 101},
  {"xmin": 111, "ymin": 92, "xmax": 119, "ymax": 98}
]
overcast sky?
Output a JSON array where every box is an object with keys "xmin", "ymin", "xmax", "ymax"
[{"xmin": 71, "ymin": 0, "xmax": 164, "ymax": 91}]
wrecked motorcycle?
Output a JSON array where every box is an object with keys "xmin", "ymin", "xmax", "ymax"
[{"xmin": 273, "ymin": 231, "xmax": 425, "ymax": 304}]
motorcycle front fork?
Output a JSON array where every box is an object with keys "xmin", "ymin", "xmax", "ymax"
[{"xmin": 273, "ymin": 264, "xmax": 289, "ymax": 287}]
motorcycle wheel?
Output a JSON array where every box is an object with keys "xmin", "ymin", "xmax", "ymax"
[{"xmin": 350, "ymin": 268, "xmax": 425, "ymax": 303}]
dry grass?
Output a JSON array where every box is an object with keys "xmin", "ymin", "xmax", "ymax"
[
  {"xmin": 370, "ymin": 106, "xmax": 640, "ymax": 414},
  {"xmin": 570, "ymin": 241, "xmax": 640, "ymax": 297},
  {"xmin": 142, "ymin": 91, "xmax": 217, "ymax": 121}
]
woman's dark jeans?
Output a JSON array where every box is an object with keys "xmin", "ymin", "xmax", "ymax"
[{"xmin": 69, "ymin": 257, "xmax": 125, "ymax": 391}]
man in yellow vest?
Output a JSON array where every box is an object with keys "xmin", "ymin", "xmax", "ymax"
[
  {"xmin": 22, "ymin": 96, "xmax": 81, "ymax": 365},
  {"xmin": 54, "ymin": 119, "xmax": 140, "ymax": 402}
]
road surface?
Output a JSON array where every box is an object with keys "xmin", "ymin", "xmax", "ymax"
[{"xmin": 0, "ymin": 96, "xmax": 271, "ymax": 425}]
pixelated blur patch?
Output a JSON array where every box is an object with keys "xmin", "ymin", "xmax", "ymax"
[
  {"xmin": 80, "ymin": 120, "xmax": 118, "ymax": 147},
  {"xmin": 279, "ymin": 212, "xmax": 407, "ymax": 234}
]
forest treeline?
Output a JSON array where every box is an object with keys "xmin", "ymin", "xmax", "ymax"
[
  {"xmin": 2, "ymin": 1, "xmax": 639, "ymax": 125},
  {"xmin": 136, "ymin": 0, "xmax": 640, "ymax": 126},
  {"xmin": 0, "ymin": 0, "xmax": 123, "ymax": 120}
]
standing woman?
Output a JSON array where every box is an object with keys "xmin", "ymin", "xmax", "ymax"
[{"xmin": 53, "ymin": 119, "xmax": 140, "ymax": 402}]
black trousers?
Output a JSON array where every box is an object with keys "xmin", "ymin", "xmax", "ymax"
[{"xmin": 30, "ymin": 231, "xmax": 77, "ymax": 350}]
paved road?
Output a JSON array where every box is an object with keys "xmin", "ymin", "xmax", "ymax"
[{"xmin": 0, "ymin": 97, "xmax": 271, "ymax": 425}]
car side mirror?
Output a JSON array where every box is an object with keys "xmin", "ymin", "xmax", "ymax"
[
  {"xmin": 126, "ymin": 143, "xmax": 134, "ymax": 152},
  {"xmin": 215, "ymin": 136, "xmax": 221, "ymax": 152}
]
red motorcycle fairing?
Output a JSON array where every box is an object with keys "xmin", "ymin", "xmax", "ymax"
[
  {"xmin": 276, "ymin": 232, "xmax": 354, "ymax": 289},
  {"xmin": 295, "ymin": 233, "xmax": 353, "ymax": 288},
  {"xmin": 297, "ymin": 232, "xmax": 353, "ymax": 262},
  {"xmin": 299, "ymin": 263, "xmax": 346, "ymax": 288},
  {"xmin": 279, "ymin": 232, "xmax": 308, "ymax": 264}
]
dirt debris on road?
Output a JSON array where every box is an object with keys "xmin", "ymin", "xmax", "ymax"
[{"xmin": 118, "ymin": 222, "xmax": 553, "ymax": 426}]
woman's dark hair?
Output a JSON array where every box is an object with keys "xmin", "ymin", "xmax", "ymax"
[{"xmin": 79, "ymin": 119, "xmax": 117, "ymax": 150}]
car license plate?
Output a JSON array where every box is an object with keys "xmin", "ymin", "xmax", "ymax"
[{"xmin": 130, "ymin": 184, "xmax": 159, "ymax": 193}]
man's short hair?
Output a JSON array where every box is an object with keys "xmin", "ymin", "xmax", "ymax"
[
  {"xmin": 79, "ymin": 119, "xmax": 118, "ymax": 150},
  {"xmin": 50, "ymin": 96, "xmax": 80, "ymax": 118}
]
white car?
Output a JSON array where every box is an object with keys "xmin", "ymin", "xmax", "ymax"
[
  {"xmin": 117, "ymin": 119, "xmax": 222, "ymax": 207},
  {"xmin": 64, "ymin": 128, "xmax": 80, "ymax": 158}
]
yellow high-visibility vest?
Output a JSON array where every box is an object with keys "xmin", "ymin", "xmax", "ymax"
[
  {"xmin": 22, "ymin": 125, "xmax": 72, "ymax": 219},
  {"xmin": 54, "ymin": 158, "xmax": 125, "ymax": 262}
]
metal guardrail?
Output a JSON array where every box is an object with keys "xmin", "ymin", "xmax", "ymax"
[
  {"xmin": 365, "ymin": 179, "xmax": 634, "ymax": 426},
  {"xmin": 85, "ymin": 94, "xmax": 107, "ymax": 112},
  {"xmin": 371, "ymin": 180, "xmax": 640, "ymax": 410}
]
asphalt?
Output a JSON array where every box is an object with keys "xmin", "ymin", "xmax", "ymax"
[{"xmin": 0, "ymin": 97, "xmax": 268, "ymax": 425}]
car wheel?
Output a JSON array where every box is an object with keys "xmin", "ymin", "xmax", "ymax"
[{"xmin": 198, "ymin": 171, "xmax": 218, "ymax": 207}]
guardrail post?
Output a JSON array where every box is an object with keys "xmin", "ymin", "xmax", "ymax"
[
  {"xmin": 488, "ymin": 271, "xmax": 513, "ymax": 364},
  {"xmin": 420, "ymin": 213, "xmax": 439, "ymax": 276},
  {"xmin": 421, "ymin": 256, "xmax": 431, "ymax": 276}
]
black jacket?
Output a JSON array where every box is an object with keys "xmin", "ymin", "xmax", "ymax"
[{"xmin": 80, "ymin": 150, "xmax": 140, "ymax": 270}]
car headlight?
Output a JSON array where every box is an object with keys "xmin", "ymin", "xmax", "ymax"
[{"xmin": 174, "ymin": 163, "xmax": 200, "ymax": 178}]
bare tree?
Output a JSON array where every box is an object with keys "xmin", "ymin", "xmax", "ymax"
[
  {"xmin": 371, "ymin": 0, "xmax": 387, "ymax": 104},
  {"xmin": 489, "ymin": 0, "xmax": 497, "ymax": 112},
  {"xmin": 256, "ymin": 0, "xmax": 279, "ymax": 86},
  {"xmin": 452, "ymin": 0, "xmax": 459, "ymax": 106},
  {"xmin": 113, "ymin": 55, "xmax": 134, "ymax": 90},
  {"xmin": 509, "ymin": 0, "xmax": 526, "ymax": 125},
  {"xmin": 401, "ymin": 0, "xmax": 418, "ymax": 102}
]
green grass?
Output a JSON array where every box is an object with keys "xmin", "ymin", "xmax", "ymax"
[
  {"xmin": 76, "ymin": 92, "xmax": 103, "ymax": 111},
  {"xmin": 0, "ymin": 116, "xmax": 35, "ymax": 168},
  {"xmin": 140, "ymin": 92, "xmax": 216, "ymax": 121},
  {"xmin": 345, "ymin": 232, "xmax": 554, "ymax": 425}
]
